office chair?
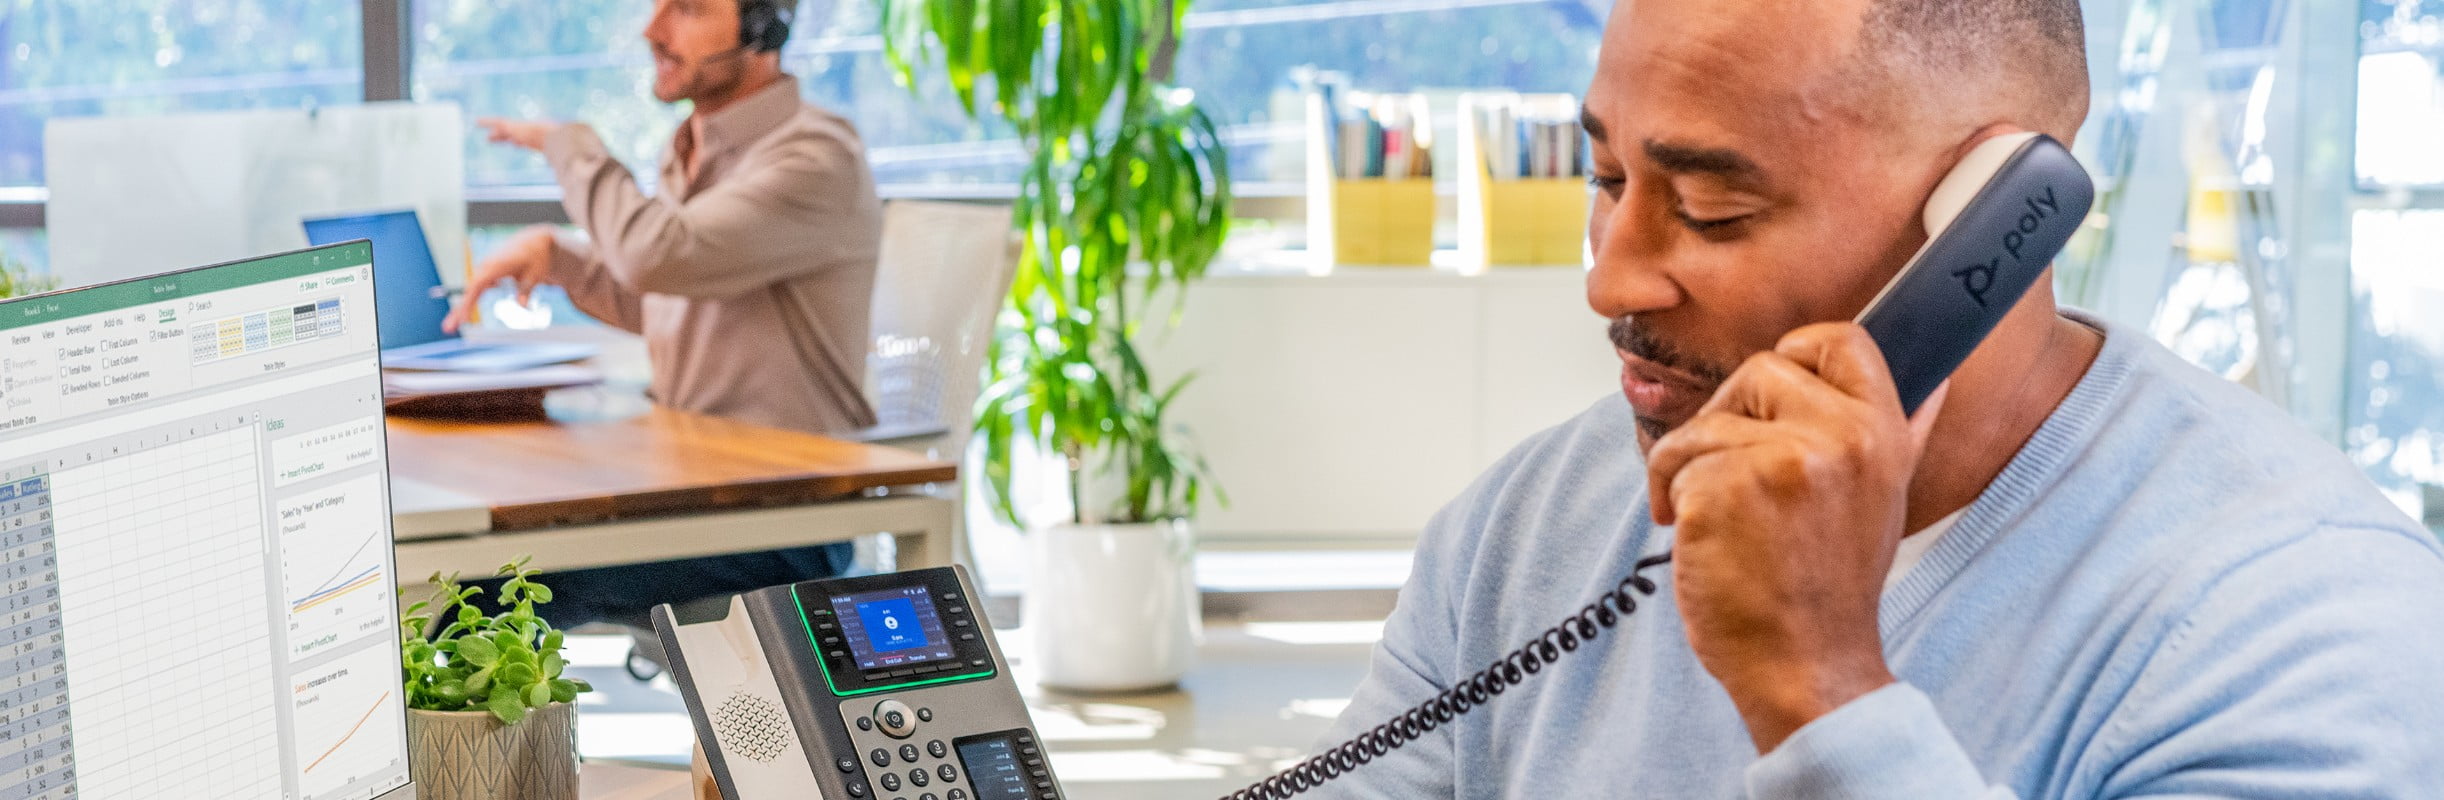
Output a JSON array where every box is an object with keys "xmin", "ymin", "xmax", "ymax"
[{"xmin": 625, "ymin": 201, "xmax": 1019, "ymax": 680}]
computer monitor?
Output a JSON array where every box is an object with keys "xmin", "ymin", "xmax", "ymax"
[
  {"xmin": 0, "ymin": 243, "xmax": 414, "ymax": 800},
  {"xmin": 302, "ymin": 211, "xmax": 451, "ymax": 351}
]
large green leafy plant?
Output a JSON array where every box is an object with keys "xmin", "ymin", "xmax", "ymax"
[
  {"xmin": 399, "ymin": 560, "xmax": 592, "ymax": 724},
  {"xmin": 881, "ymin": 0, "xmax": 1233, "ymax": 526}
]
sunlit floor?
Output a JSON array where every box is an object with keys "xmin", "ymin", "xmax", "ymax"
[{"xmin": 566, "ymin": 619, "xmax": 1382, "ymax": 800}]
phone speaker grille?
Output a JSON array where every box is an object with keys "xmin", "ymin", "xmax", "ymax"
[{"xmin": 711, "ymin": 691, "xmax": 793, "ymax": 763}]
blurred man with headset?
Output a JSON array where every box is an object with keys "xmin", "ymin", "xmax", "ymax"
[{"xmin": 453, "ymin": 0, "xmax": 883, "ymax": 674}]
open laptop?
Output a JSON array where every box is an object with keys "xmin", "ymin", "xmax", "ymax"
[
  {"xmin": 303, "ymin": 210, "xmax": 594, "ymax": 372},
  {"xmin": 0, "ymin": 242, "xmax": 413, "ymax": 799}
]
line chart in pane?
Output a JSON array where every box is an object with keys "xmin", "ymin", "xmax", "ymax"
[
  {"xmin": 278, "ymin": 474, "xmax": 393, "ymax": 662},
  {"xmin": 290, "ymin": 643, "xmax": 406, "ymax": 800}
]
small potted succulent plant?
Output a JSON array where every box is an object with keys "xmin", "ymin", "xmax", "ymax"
[{"xmin": 399, "ymin": 559, "xmax": 593, "ymax": 800}]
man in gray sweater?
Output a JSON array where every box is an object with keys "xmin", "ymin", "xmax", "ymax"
[{"xmin": 1294, "ymin": 0, "xmax": 2444, "ymax": 797}]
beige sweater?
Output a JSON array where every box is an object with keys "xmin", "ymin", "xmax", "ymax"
[{"xmin": 541, "ymin": 76, "xmax": 880, "ymax": 435}]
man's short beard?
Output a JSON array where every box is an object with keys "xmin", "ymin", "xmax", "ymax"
[
  {"xmin": 1607, "ymin": 317, "xmax": 1732, "ymax": 388},
  {"xmin": 659, "ymin": 50, "xmax": 750, "ymax": 105},
  {"xmin": 1609, "ymin": 317, "xmax": 1733, "ymax": 439},
  {"xmin": 1635, "ymin": 415, "xmax": 1670, "ymax": 442}
]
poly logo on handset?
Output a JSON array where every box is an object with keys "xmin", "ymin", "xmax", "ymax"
[
  {"xmin": 2002, "ymin": 186, "xmax": 2064, "ymax": 263},
  {"xmin": 1951, "ymin": 184, "xmax": 2066, "ymax": 309},
  {"xmin": 1952, "ymin": 260, "xmax": 1998, "ymax": 308}
]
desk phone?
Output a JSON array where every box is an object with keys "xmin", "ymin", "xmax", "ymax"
[{"xmin": 653, "ymin": 566, "xmax": 1064, "ymax": 800}]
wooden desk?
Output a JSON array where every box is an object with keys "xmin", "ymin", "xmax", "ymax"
[{"xmin": 385, "ymin": 405, "xmax": 960, "ymax": 582}]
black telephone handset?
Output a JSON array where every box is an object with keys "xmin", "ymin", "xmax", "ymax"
[
  {"xmin": 1220, "ymin": 133, "xmax": 2095, "ymax": 800},
  {"xmin": 1858, "ymin": 132, "xmax": 2096, "ymax": 415}
]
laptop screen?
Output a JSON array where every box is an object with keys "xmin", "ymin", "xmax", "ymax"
[{"xmin": 303, "ymin": 210, "xmax": 452, "ymax": 351}]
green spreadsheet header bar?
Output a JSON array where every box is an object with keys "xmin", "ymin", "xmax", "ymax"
[{"xmin": 0, "ymin": 242, "xmax": 374, "ymax": 333}]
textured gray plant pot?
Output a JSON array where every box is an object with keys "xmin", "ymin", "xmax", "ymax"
[{"xmin": 407, "ymin": 703, "xmax": 578, "ymax": 800}]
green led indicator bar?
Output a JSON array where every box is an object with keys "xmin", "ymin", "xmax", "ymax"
[{"xmin": 791, "ymin": 586, "xmax": 995, "ymax": 698}]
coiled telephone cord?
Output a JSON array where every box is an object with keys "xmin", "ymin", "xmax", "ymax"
[{"xmin": 1219, "ymin": 551, "xmax": 1675, "ymax": 800}]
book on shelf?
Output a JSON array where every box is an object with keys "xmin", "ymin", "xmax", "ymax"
[
  {"xmin": 1468, "ymin": 92, "xmax": 1585, "ymax": 180},
  {"xmin": 1310, "ymin": 88, "xmax": 1433, "ymax": 180}
]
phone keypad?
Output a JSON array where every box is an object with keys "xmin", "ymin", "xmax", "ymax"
[{"xmin": 852, "ymin": 704, "xmax": 968, "ymax": 800}]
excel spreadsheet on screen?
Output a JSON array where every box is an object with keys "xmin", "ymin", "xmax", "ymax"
[{"xmin": 0, "ymin": 243, "xmax": 414, "ymax": 800}]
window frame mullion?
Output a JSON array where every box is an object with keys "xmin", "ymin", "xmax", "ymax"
[{"xmin": 363, "ymin": 0, "xmax": 411, "ymax": 102}]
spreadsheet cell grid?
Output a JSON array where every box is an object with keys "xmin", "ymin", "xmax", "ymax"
[{"xmin": 0, "ymin": 475, "xmax": 71, "ymax": 800}]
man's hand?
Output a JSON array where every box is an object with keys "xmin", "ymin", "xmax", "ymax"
[
  {"xmin": 476, "ymin": 117, "xmax": 564, "ymax": 152},
  {"xmin": 441, "ymin": 226, "xmax": 559, "ymax": 334},
  {"xmin": 1645, "ymin": 322, "xmax": 1947, "ymax": 754},
  {"xmin": 692, "ymin": 743, "xmax": 720, "ymax": 800}
]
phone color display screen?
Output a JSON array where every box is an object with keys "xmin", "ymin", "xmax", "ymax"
[{"xmin": 829, "ymin": 586, "xmax": 956, "ymax": 669}]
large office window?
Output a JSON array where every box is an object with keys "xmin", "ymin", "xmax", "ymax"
[
  {"xmin": 412, "ymin": 0, "xmax": 1015, "ymax": 189},
  {"xmin": 410, "ymin": 1, "xmax": 680, "ymax": 189},
  {"xmin": 409, "ymin": 0, "xmax": 1608, "ymax": 191},
  {"xmin": 2348, "ymin": 0, "xmax": 2444, "ymax": 516},
  {"xmin": 2037, "ymin": 0, "xmax": 2444, "ymax": 524},
  {"xmin": 0, "ymin": 1, "xmax": 364, "ymax": 188}
]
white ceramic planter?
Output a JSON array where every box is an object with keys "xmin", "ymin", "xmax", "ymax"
[{"xmin": 1022, "ymin": 519, "xmax": 1201, "ymax": 692}]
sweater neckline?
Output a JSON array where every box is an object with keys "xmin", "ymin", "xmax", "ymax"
[{"xmin": 1876, "ymin": 309, "xmax": 2137, "ymax": 637}]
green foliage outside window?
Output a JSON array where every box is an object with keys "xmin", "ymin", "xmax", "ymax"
[{"xmin": 0, "ymin": 249, "xmax": 50, "ymax": 299}]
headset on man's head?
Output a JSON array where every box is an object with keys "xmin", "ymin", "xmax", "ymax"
[{"xmin": 739, "ymin": 0, "xmax": 795, "ymax": 53}]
